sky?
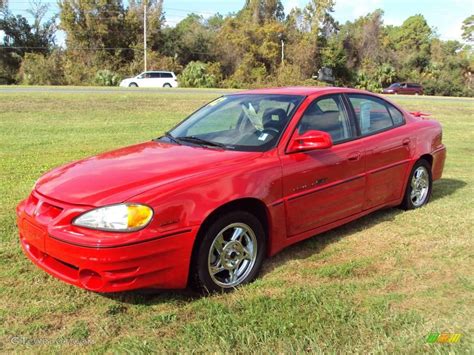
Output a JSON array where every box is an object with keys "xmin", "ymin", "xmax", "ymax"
[{"xmin": 5, "ymin": 0, "xmax": 473, "ymax": 44}]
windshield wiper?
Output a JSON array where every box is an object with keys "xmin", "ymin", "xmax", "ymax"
[
  {"xmin": 176, "ymin": 136, "xmax": 227, "ymax": 149},
  {"xmin": 162, "ymin": 131, "xmax": 181, "ymax": 145}
]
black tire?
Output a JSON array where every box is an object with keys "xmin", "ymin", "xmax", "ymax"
[
  {"xmin": 400, "ymin": 159, "xmax": 432, "ymax": 210},
  {"xmin": 129, "ymin": 82, "xmax": 138, "ymax": 87},
  {"xmin": 163, "ymin": 83, "xmax": 172, "ymax": 88},
  {"xmin": 191, "ymin": 211, "xmax": 266, "ymax": 293}
]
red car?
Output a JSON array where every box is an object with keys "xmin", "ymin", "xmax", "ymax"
[
  {"xmin": 17, "ymin": 87, "xmax": 446, "ymax": 292},
  {"xmin": 383, "ymin": 82, "xmax": 424, "ymax": 95}
]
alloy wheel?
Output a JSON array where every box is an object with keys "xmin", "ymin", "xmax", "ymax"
[
  {"xmin": 411, "ymin": 166, "xmax": 430, "ymax": 207},
  {"xmin": 207, "ymin": 223, "xmax": 257, "ymax": 288}
]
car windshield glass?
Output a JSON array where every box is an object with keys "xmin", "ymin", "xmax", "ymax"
[
  {"xmin": 389, "ymin": 83, "xmax": 400, "ymax": 88},
  {"xmin": 168, "ymin": 94, "xmax": 304, "ymax": 152}
]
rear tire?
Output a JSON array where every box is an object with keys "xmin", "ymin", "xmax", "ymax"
[
  {"xmin": 400, "ymin": 159, "xmax": 432, "ymax": 210},
  {"xmin": 191, "ymin": 211, "xmax": 266, "ymax": 293},
  {"xmin": 129, "ymin": 82, "xmax": 138, "ymax": 87},
  {"xmin": 163, "ymin": 83, "xmax": 172, "ymax": 88}
]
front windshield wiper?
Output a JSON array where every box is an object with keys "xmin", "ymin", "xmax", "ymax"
[
  {"xmin": 176, "ymin": 135, "xmax": 227, "ymax": 149},
  {"xmin": 162, "ymin": 131, "xmax": 181, "ymax": 145}
]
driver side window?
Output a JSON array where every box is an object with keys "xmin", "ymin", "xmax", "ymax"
[{"xmin": 297, "ymin": 95, "xmax": 353, "ymax": 143}]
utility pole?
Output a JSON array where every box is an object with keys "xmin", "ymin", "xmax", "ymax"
[
  {"xmin": 278, "ymin": 33, "xmax": 285, "ymax": 66},
  {"xmin": 143, "ymin": 0, "xmax": 147, "ymax": 72}
]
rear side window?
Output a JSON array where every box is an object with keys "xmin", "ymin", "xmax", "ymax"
[
  {"xmin": 348, "ymin": 95, "xmax": 394, "ymax": 135},
  {"xmin": 297, "ymin": 95, "xmax": 354, "ymax": 143},
  {"xmin": 149, "ymin": 72, "xmax": 161, "ymax": 78},
  {"xmin": 161, "ymin": 72, "xmax": 173, "ymax": 78},
  {"xmin": 387, "ymin": 105, "xmax": 405, "ymax": 126}
]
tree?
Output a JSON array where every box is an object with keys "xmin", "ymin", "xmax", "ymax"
[
  {"xmin": 59, "ymin": 0, "xmax": 128, "ymax": 52},
  {"xmin": 462, "ymin": 15, "xmax": 474, "ymax": 42},
  {"xmin": 243, "ymin": 0, "xmax": 284, "ymax": 24},
  {"xmin": 389, "ymin": 15, "xmax": 432, "ymax": 71},
  {"xmin": 283, "ymin": 0, "xmax": 336, "ymax": 78},
  {"xmin": 126, "ymin": 0, "xmax": 164, "ymax": 51},
  {"xmin": 0, "ymin": 5, "xmax": 56, "ymax": 83},
  {"xmin": 160, "ymin": 14, "xmax": 217, "ymax": 65}
]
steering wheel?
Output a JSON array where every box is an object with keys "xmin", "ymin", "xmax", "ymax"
[{"xmin": 261, "ymin": 127, "xmax": 279, "ymax": 135}]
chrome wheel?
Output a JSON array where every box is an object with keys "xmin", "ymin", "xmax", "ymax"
[
  {"xmin": 208, "ymin": 223, "xmax": 257, "ymax": 288},
  {"xmin": 410, "ymin": 166, "xmax": 429, "ymax": 207}
]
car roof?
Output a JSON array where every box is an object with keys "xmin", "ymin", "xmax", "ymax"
[
  {"xmin": 145, "ymin": 70, "xmax": 174, "ymax": 73},
  {"xmin": 234, "ymin": 86, "xmax": 371, "ymax": 96}
]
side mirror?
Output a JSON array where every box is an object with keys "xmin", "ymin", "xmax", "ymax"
[{"xmin": 287, "ymin": 130, "xmax": 333, "ymax": 154}]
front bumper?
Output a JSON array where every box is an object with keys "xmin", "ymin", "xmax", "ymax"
[{"xmin": 16, "ymin": 192, "xmax": 198, "ymax": 292}]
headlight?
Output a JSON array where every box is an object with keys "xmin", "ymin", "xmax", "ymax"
[{"xmin": 73, "ymin": 204, "xmax": 153, "ymax": 232}]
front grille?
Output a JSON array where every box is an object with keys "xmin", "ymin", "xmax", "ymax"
[{"xmin": 24, "ymin": 194, "xmax": 63, "ymax": 224}]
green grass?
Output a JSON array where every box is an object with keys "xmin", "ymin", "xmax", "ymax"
[{"xmin": 0, "ymin": 88, "xmax": 473, "ymax": 353}]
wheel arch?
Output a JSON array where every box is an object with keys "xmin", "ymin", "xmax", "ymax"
[
  {"xmin": 419, "ymin": 153, "xmax": 433, "ymax": 167},
  {"xmin": 196, "ymin": 197, "xmax": 270, "ymax": 243}
]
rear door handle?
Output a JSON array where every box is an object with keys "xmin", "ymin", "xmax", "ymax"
[
  {"xmin": 348, "ymin": 152, "xmax": 361, "ymax": 161},
  {"xmin": 402, "ymin": 138, "xmax": 411, "ymax": 146}
]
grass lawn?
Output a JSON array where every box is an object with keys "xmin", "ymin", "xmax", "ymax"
[{"xmin": 0, "ymin": 88, "xmax": 473, "ymax": 353}]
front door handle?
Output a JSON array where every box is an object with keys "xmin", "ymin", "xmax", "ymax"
[
  {"xmin": 402, "ymin": 138, "xmax": 411, "ymax": 146},
  {"xmin": 348, "ymin": 152, "xmax": 361, "ymax": 161}
]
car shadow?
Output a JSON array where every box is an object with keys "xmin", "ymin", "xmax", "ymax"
[
  {"xmin": 101, "ymin": 177, "xmax": 466, "ymax": 305},
  {"xmin": 430, "ymin": 178, "xmax": 467, "ymax": 202}
]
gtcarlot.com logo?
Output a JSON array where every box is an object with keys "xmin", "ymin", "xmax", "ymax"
[{"xmin": 426, "ymin": 332, "xmax": 462, "ymax": 343}]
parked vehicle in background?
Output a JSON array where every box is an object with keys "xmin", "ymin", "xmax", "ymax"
[
  {"xmin": 119, "ymin": 71, "xmax": 178, "ymax": 88},
  {"xmin": 383, "ymin": 82, "xmax": 423, "ymax": 95}
]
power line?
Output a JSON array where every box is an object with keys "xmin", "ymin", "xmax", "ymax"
[
  {"xmin": 0, "ymin": 46, "xmax": 142, "ymax": 50},
  {"xmin": 7, "ymin": 5, "xmax": 222, "ymax": 16}
]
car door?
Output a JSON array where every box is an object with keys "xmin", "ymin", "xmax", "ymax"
[
  {"xmin": 346, "ymin": 94, "xmax": 412, "ymax": 210},
  {"xmin": 280, "ymin": 94, "xmax": 366, "ymax": 237},
  {"xmin": 399, "ymin": 83, "xmax": 409, "ymax": 95},
  {"xmin": 146, "ymin": 72, "xmax": 158, "ymax": 87},
  {"xmin": 137, "ymin": 72, "xmax": 151, "ymax": 87}
]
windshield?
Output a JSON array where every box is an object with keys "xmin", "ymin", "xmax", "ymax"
[
  {"xmin": 389, "ymin": 83, "xmax": 400, "ymax": 88},
  {"xmin": 167, "ymin": 94, "xmax": 304, "ymax": 152}
]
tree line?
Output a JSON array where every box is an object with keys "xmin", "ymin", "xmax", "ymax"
[{"xmin": 1, "ymin": 0, "xmax": 473, "ymax": 96}]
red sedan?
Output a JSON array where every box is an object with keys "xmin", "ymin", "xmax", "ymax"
[{"xmin": 17, "ymin": 87, "xmax": 446, "ymax": 292}]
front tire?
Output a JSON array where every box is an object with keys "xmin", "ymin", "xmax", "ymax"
[
  {"xmin": 191, "ymin": 211, "xmax": 266, "ymax": 293},
  {"xmin": 129, "ymin": 82, "xmax": 138, "ymax": 87},
  {"xmin": 400, "ymin": 159, "xmax": 432, "ymax": 210}
]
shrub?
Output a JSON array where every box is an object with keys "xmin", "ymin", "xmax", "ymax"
[
  {"xmin": 95, "ymin": 70, "xmax": 121, "ymax": 86},
  {"xmin": 179, "ymin": 61, "xmax": 219, "ymax": 88},
  {"xmin": 355, "ymin": 72, "xmax": 382, "ymax": 93},
  {"xmin": 19, "ymin": 51, "xmax": 65, "ymax": 85},
  {"xmin": 63, "ymin": 53, "xmax": 98, "ymax": 85}
]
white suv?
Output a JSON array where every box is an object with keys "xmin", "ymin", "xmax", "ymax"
[{"xmin": 120, "ymin": 71, "xmax": 178, "ymax": 88}]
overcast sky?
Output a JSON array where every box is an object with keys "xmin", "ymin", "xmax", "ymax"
[{"xmin": 6, "ymin": 0, "xmax": 473, "ymax": 43}]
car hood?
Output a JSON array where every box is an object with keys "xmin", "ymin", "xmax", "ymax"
[{"xmin": 35, "ymin": 141, "xmax": 261, "ymax": 206}]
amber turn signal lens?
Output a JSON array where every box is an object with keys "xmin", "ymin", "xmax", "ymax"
[{"xmin": 127, "ymin": 205, "xmax": 153, "ymax": 229}]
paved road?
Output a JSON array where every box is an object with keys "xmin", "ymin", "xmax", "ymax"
[
  {"xmin": 0, "ymin": 86, "xmax": 234, "ymax": 95},
  {"xmin": 0, "ymin": 86, "xmax": 472, "ymax": 102}
]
